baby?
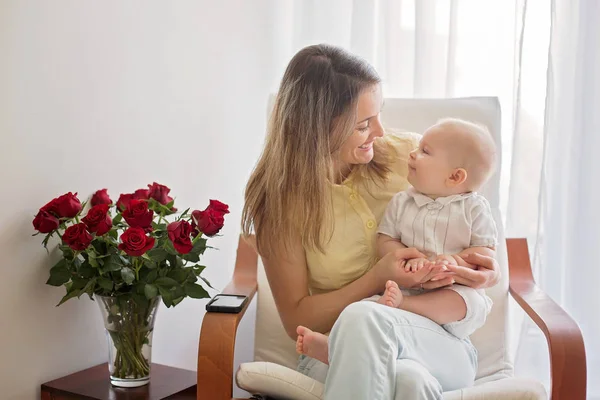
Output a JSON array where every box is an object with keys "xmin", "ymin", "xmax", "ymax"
[{"xmin": 297, "ymin": 118, "xmax": 498, "ymax": 365}]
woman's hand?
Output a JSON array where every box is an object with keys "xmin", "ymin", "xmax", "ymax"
[
  {"xmin": 443, "ymin": 252, "xmax": 500, "ymax": 289},
  {"xmin": 374, "ymin": 249, "xmax": 454, "ymax": 290},
  {"xmin": 373, "ymin": 248, "xmax": 425, "ymax": 286},
  {"xmin": 416, "ymin": 265, "xmax": 455, "ymax": 290}
]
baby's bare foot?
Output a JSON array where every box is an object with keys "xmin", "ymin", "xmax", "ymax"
[
  {"xmin": 296, "ymin": 326, "xmax": 329, "ymax": 365},
  {"xmin": 378, "ymin": 280, "xmax": 404, "ymax": 308}
]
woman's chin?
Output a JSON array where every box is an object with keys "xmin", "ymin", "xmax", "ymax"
[{"xmin": 355, "ymin": 149, "xmax": 374, "ymax": 164}]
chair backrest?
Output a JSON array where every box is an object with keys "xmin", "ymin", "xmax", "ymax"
[{"xmin": 254, "ymin": 97, "xmax": 514, "ymax": 382}]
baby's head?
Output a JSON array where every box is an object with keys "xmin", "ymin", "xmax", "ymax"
[{"xmin": 407, "ymin": 118, "xmax": 496, "ymax": 198}]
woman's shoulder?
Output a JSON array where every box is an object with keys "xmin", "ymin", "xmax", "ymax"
[{"xmin": 383, "ymin": 130, "xmax": 421, "ymax": 159}]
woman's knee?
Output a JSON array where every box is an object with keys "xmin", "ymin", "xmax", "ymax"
[
  {"xmin": 395, "ymin": 360, "xmax": 442, "ymax": 399},
  {"xmin": 340, "ymin": 300, "xmax": 379, "ymax": 319},
  {"xmin": 335, "ymin": 301, "xmax": 419, "ymax": 332},
  {"xmin": 330, "ymin": 301, "xmax": 384, "ymax": 340}
]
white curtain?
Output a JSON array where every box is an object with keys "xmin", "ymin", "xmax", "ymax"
[
  {"xmin": 531, "ymin": 0, "xmax": 600, "ymax": 398},
  {"xmin": 269, "ymin": 0, "xmax": 599, "ymax": 398}
]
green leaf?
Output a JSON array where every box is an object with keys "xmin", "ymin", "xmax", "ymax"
[
  {"xmin": 147, "ymin": 248, "xmax": 168, "ymax": 263},
  {"xmin": 146, "ymin": 269, "xmax": 158, "ymax": 283},
  {"xmin": 121, "ymin": 267, "xmax": 135, "ymax": 285},
  {"xmin": 200, "ymin": 277, "xmax": 215, "ymax": 290},
  {"xmin": 176, "ymin": 208, "xmax": 190, "ymax": 221},
  {"xmin": 57, "ymin": 288, "xmax": 81, "ymax": 306},
  {"xmin": 192, "ymin": 265, "xmax": 206, "ymax": 276},
  {"xmin": 46, "ymin": 261, "xmax": 71, "ymax": 286},
  {"xmin": 98, "ymin": 277, "xmax": 113, "ymax": 291},
  {"xmin": 132, "ymin": 293, "xmax": 149, "ymax": 308},
  {"xmin": 112, "ymin": 214, "xmax": 123, "ymax": 224},
  {"xmin": 71, "ymin": 275, "xmax": 87, "ymax": 290},
  {"xmin": 168, "ymin": 268, "xmax": 188, "ymax": 283},
  {"xmin": 186, "ymin": 268, "xmax": 198, "ymax": 282},
  {"xmin": 158, "ymin": 286, "xmax": 174, "ymax": 307},
  {"xmin": 142, "ymin": 258, "xmax": 157, "ymax": 269},
  {"xmin": 88, "ymin": 255, "xmax": 99, "ymax": 268},
  {"xmin": 164, "ymin": 240, "xmax": 178, "ymax": 256},
  {"xmin": 172, "ymin": 296, "xmax": 185, "ymax": 306},
  {"xmin": 78, "ymin": 262, "xmax": 95, "ymax": 279},
  {"xmin": 100, "ymin": 254, "xmax": 123, "ymax": 273},
  {"xmin": 59, "ymin": 245, "xmax": 75, "ymax": 261},
  {"xmin": 192, "ymin": 238, "xmax": 207, "ymax": 254},
  {"xmin": 108, "ymin": 229, "xmax": 118, "ymax": 240},
  {"xmin": 81, "ymin": 278, "xmax": 97, "ymax": 299},
  {"xmin": 144, "ymin": 284, "xmax": 158, "ymax": 299},
  {"xmin": 166, "ymin": 253, "xmax": 182, "ymax": 269},
  {"xmin": 91, "ymin": 239, "xmax": 107, "ymax": 255},
  {"xmin": 182, "ymin": 252, "xmax": 200, "ymax": 263},
  {"xmin": 155, "ymin": 277, "xmax": 178, "ymax": 288},
  {"xmin": 152, "ymin": 223, "xmax": 167, "ymax": 232},
  {"xmin": 184, "ymin": 283, "xmax": 209, "ymax": 299}
]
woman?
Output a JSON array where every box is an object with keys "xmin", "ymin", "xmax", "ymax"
[{"xmin": 242, "ymin": 44, "xmax": 500, "ymax": 399}]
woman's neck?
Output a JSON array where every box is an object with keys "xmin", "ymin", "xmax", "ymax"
[{"xmin": 333, "ymin": 162, "xmax": 353, "ymax": 184}]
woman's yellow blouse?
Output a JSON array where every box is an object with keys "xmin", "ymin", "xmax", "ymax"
[{"xmin": 305, "ymin": 132, "xmax": 420, "ymax": 295}]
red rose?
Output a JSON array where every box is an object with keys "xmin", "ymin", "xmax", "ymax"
[
  {"xmin": 147, "ymin": 182, "xmax": 174, "ymax": 205},
  {"xmin": 46, "ymin": 192, "xmax": 82, "ymax": 218},
  {"xmin": 62, "ymin": 223, "xmax": 93, "ymax": 251},
  {"xmin": 91, "ymin": 189, "xmax": 112, "ymax": 206},
  {"xmin": 119, "ymin": 227, "xmax": 155, "ymax": 257},
  {"xmin": 82, "ymin": 204, "xmax": 112, "ymax": 236},
  {"xmin": 167, "ymin": 221, "xmax": 193, "ymax": 254},
  {"xmin": 117, "ymin": 189, "xmax": 150, "ymax": 211},
  {"xmin": 41, "ymin": 198, "xmax": 59, "ymax": 214},
  {"xmin": 208, "ymin": 200, "xmax": 230, "ymax": 215},
  {"xmin": 192, "ymin": 208, "xmax": 225, "ymax": 236},
  {"xmin": 32, "ymin": 209, "xmax": 59, "ymax": 233},
  {"xmin": 133, "ymin": 189, "xmax": 149, "ymax": 200},
  {"xmin": 122, "ymin": 199, "xmax": 154, "ymax": 230},
  {"xmin": 116, "ymin": 193, "xmax": 134, "ymax": 211}
]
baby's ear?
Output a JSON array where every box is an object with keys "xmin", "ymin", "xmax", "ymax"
[{"xmin": 447, "ymin": 168, "xmax": 468, "ymax": 187}]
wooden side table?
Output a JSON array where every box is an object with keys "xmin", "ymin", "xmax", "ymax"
[{"xmin": 41, "ymin": 363, "xmax": 196, "ymax": 400}]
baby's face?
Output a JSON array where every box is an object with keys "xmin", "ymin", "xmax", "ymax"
[{"xmin": 407, "ymin": 126, "xmax": 459, "ymax": 197}]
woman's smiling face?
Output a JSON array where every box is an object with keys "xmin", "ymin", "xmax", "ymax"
[{"xmin": 336, "ymin": 84, "xmax": 385, "ymax": 177}]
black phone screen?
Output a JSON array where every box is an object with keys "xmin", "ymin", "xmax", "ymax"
[{"xmin": 210, "ymin": 295, "xmax": 246, "ymax": 308}]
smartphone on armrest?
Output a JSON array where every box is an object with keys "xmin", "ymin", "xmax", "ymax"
[{"xmin": 205, "ymin": 294, "xmax": 248, "ymax": 313}]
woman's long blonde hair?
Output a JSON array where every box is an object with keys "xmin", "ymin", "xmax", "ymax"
[{"xmin": 242, "ymin": 44, "xmax": 391, "ymax": 258}]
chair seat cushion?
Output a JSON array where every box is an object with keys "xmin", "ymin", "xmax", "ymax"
[{"xmin": 236, "ymin": 362, "xmax": 547, "ymax": 400}]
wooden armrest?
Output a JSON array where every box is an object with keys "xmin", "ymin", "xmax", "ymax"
[
  {"xmin": 507, "ymin": 238, "xmax": 586, "ymax": 400},
  {"xmin": 197, "ymin": 235, "xmax": 258, "ymax": 400}
]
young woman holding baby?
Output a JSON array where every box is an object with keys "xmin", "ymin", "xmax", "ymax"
[{"xmin": 242, "ymin": 44, "xmax": 500, "ymax": 400}]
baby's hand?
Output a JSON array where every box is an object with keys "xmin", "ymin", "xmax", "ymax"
[{"xmin": 405, "ymin": 257, "xmax": 429, "ymax": 272}]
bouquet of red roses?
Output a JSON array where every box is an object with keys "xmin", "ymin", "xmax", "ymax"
[
  {"xmin": 32, "ymin": 183, "xmax": 229, "ymax": 385},
  {"xmin": 32, "ymin": 182, "xmax": 228, "ymax": 307}
]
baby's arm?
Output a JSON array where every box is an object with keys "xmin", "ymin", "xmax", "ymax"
[
  {"xmin": 449, "ymin": 195, "xmax": 499, "ymax": 270},
  {"xmin": 376, "ymin": 192, "xmax": 409, "ymax": 259}
]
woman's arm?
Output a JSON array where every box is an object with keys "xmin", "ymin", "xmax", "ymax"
[
  {"xmin": 263, "ymin": 237, "xmax": 425, "ymax": 338},
  {"xmin": 431, "ymin": 247, "xmax": 496, "ymax": 270},
  {"xmin": 376, "ymin": 233, "xmax": 407, "ymax": 258},
  {"xmin": 444, "ymin": 252, "xmax": 500, "ymax": 289}
]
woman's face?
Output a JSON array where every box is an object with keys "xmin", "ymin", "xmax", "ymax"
[{"xmin": 336, "ymin": 85, "xmax": 384, "ymax": 175}]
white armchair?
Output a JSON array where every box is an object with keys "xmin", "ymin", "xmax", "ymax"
[{"xmin": 197, "ymin": 97, "xmax": 586, "ymax": 400}]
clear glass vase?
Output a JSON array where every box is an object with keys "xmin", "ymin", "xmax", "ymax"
[{"xmin": 96, "ymin": 295, "xmax": 160, "ymax": 387}]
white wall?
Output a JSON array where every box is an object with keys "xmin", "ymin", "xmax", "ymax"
[{"xmin": 0, "ymin": 1, "xmax": 282, "ymax": 398}]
